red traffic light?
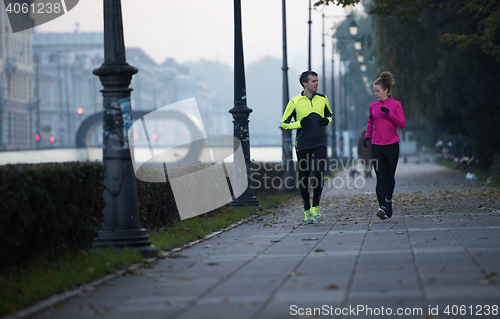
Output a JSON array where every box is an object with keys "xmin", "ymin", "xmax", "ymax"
[
  {"xmin": 77, "ymin": 107, "xmax": 83, "ymax": 115},
  {"xmin": 35, "ymin": 135, "xmax": 40, "ymax": 141}
]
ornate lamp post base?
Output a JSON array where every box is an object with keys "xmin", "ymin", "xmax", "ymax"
[
  {"xmin": 228, "ymin": 107, "xmax": 260, "ymax": 208},
  {"xmin": 231, "ymin": 194, "xmax": 260, "ymax": 207},
  {"xmin": 93, "ymin": 229, "xmax": 158, "ymax": 257}
]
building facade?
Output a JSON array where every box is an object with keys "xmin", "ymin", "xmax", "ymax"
[
  {"xmin": 0, "ymin": 10, "xmax": 36, "ymax": 151},
  {"xmin": 33, "ymin": 32, "xmax": 103, "ymax": 148},
  {"xmin": 33, "ymin": 31, "xmax": 217, "ymax": 149}
]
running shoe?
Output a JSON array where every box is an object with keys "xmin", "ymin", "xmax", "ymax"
[
  {"xmin": 304, "ymin": 210, "xmax": 314, "ymax": 224},
  {"xmin": 311, "ymin": 206, "xmax": 322, "ymax": 222},
  {"xmin": 385, "ymin": 198, "xmax": 393, "ymax": 218},
  {"xmin": 376, "ymin": 206, "xmax": 388, "ymax": 220}
]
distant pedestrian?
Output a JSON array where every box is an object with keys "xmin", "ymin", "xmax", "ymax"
[
  {"xmin": 281, "ymin": 71, "xmax": 332, "ymax": 224},
  {"xmin": 363, "ymin": 71, "xmax": 406, "ymax": 220},
  {"xmin": 357, "ymin": 128, "xmax": 372, "ymax": 178}
]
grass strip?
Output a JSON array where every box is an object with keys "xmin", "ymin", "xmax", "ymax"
[
  {"xmin": 0, "ymin": 248, "xmax": 142, "ymax": 317},
  {"xmin": 149, "ymin": 192, "xmax": 295, "ymax": 252},
  {"xmin": 437, "ymin": 160, "xmax": 500, "ymax": 187}
]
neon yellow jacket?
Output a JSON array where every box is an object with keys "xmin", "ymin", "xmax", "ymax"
[{"xmin": 281, "ymin": 92, "xmax": 332, "ymax": 150}]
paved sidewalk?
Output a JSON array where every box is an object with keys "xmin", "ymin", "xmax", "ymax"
[{"xmin": 29, "ymin": 159, "xmax": 500, "ymax": 319}]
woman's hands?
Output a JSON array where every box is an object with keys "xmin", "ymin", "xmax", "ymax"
[{"xmin": 363, "ymin": 137, "xmax": 370, "ymax": 148}]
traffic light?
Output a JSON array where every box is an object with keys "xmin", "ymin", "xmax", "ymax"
[{"xmin": 77, "ymin": 107, "xmax": 83, "ymax": 115}]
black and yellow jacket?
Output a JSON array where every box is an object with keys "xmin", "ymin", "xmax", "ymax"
[{"xmin": 281, "ymin": 92, "xmax": 332, "ymax": 151}]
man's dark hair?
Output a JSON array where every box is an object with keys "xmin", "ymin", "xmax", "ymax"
[{"xmin": 299, "ymin": 71, "xmax": 318, "ymax": 88}]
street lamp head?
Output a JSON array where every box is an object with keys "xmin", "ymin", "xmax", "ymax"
[
  {"xmin": 357, "ymin": 54, "xmax": 364, "ymax": 63},
  {"xmin": 360, "ymin": 64, "xmax": 367, "ymax": 72},
  {"xmin": 344, "ymin": 5, "xmax": 354, "ymax": 16},
  {"xmin": 349, "ymin": 20, "xmax": 358, "ymax": 36},
  {"xmin": 354, "ymin": 38, "xmax": 362, "ymax": 51}
]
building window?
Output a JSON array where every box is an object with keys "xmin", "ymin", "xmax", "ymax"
[{"xmin": 49, "ymin": 53, "xmax": 58, "ymax": 63}]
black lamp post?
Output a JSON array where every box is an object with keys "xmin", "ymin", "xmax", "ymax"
[
  {"xmin": 92, "ymin": 0, "xmax": 157, "ymax": 257},
  {"xmin": 229, "ymin": 0, "xmax": 259, "ymax": 207},
  {"xmin": 279, "ymin": 0, "xmax": 297, "ymax": 194},
  {"xmin": 308, "ymin": 0, "xmax": 312, "ymax": 70}
]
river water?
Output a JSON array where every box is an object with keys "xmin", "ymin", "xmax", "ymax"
[{"xmin": 0, "ymin": 146, "xmax": 284, "ymax": 166}]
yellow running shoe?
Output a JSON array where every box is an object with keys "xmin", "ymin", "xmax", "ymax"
[
  {"xmin": 304, "ymin": 210, "xmax": 314, "ymax": 224},
  {"xmin": 311, "ymin": 206, "xmax": 322, "ymax": 222}
]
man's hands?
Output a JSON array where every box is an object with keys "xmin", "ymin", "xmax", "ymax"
[
  {"xmin": 301, "ymin": 117, "xmax": 330, "ymax": 127},
  {"xmin": 300, "ymin": 117, "xmax": 311, "ymax": 127},
  {"xmin": 300, "ymin": 116, "xmax": 330, "ymax": 127}
]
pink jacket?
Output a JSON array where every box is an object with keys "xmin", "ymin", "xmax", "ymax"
[{"xmin": 365, "ymin": 96, "xmax": 406, "ymax": 145}]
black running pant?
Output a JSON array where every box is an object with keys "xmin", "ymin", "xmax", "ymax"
[
  {"xmin": 371, "ymin": 142, "xmax": 399, "ymax": 207},
  {"xmin": 296, "ymin": 146, "xmax": 327, "ymax": 211}
]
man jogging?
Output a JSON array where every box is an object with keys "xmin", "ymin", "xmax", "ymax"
[{"xmin": 280, "ymin": 71, "xmax": 332, "ymax": 224}]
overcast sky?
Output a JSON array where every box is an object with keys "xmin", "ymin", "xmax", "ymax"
[{"xmin": 35, "ymin": 0, "xmax": 362, "ymax": 72}]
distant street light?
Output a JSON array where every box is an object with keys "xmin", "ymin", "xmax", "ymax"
[
  {"xmin": 349, "ymin": 21, "xmax": 358, "ymax": 36},
  {"xmin": 323, "ymin": 15, "xmax": 359, "ymax": 159},
  {"xmin": 360, "ymin": 64, "xmax": 367, "ymax": 72},
  {"xmin": 344, "ymin": 5, "xmax": 354, "ymax": 15},
  {"xmin": 354, "ymin": 38, "xmax": 362, "ymax": 51},
  {"xmin": 92, "ymin": 0, "xmax": 157, "ymax": 257},
  {"xmin": 357, "ymin": 54, "xmax": 364, "ymax": 63},
  {"xmin": 333, "ymin": 28, "xmax": 361, "ymax": 160}
]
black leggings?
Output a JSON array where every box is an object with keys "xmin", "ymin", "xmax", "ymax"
[
  {"xmin": 371, "ymin": 143, "xmax": 399, "ymax": 207},
  {"xmin": 296, "ymin": 146, "xmax": 327, "ymax": 211}
]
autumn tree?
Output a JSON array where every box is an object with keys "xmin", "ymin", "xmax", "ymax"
[
  {"xmin": 317, "ymin": 0, "xmax": 500, "ymax": 170},
  {"xmin": 315, "ymin": 0, "xmax": 500, "ymax": 62}
]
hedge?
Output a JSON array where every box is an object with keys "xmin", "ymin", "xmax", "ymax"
[
  {"xmin": 0, "ymin": 160, "xmax": 287, "ymax": 272},
  {"xmin": 0, "ymin": 162, "xmax": 106, "ymax": 273}
]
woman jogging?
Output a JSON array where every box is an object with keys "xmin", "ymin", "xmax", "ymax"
[{"xmin": 363, "ymin": 71, "xmax": 406, "ymax": 220}]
